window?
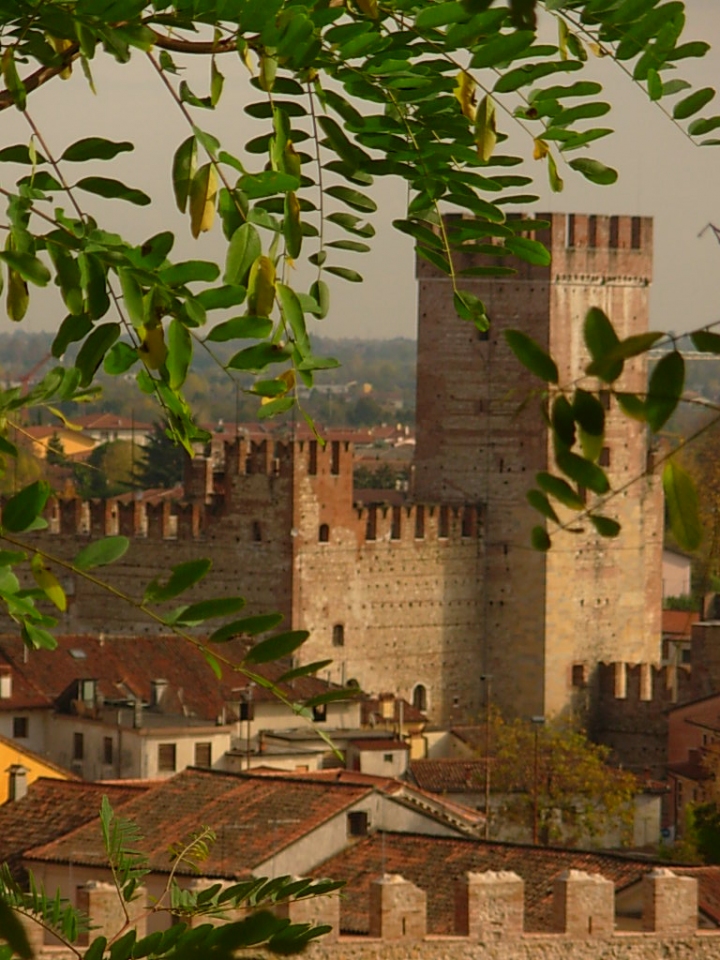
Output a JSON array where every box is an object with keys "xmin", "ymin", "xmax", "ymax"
[
  {"xmin": 383, "ymin": 753, "xmax": 393, "ymax": 763},
  {"xmin": 309, "ymin": 440, "xmax": 318, "ymax": 476},
  {"xmin": 103, "ymin": 736, "xmax": 113, "ymax": 765},
  {"xmin": 461, "ymin": 507, "xmax": 475, "ymax": 538},
  {"xmin": 312, "ymin": 704, "xmax": 327, "ymax": 722},
  {"xmin": 347, "ymin": 811, "xmax": 369, "ymax": 837},
  {"xmin": 73, "ymin": 732, "xmax": 84, "ymax": 761},
  {"xmin": 588, "ymin": 215, "xmax": 598, "ymax": 248},
  {"xmin": 158, "ymin": 743, "xmax": 177, "ymax": 772},
  {"xmin": 599, "ymin": 447, "xmax": 611, "ymax": 467},
  {"xmin": 332, "ymin": 623, "xmax": 345, "ymax": 647},
  {"xmin": 366, "ymin": 505, "xmax": 377, "ymax": 541},
  {"xmin": 631, "ymin": 216, "xmax": 642, "ymax": 249},
  {"xmin": 318, "ymin": 523, "xmax": 330, "ymax": 543},
  {"xmin": 252, "ymin": 520, "xmax": 262, "ymax": 542},
  {"xmin": 331, "ymin": 440, "xmax": 340, "ymax": 475},
  {"xmin": 572, "ymin": 664, "xmax": 587, "ymax": 688},
  {"xmin": 566, "ymin": 214, "xmax": 576, "ymax": 248},
  {"xmin": 599, "ymin": 390, "xmax": 611, "ymax": 410},
  {"xmin": 195, "ymin": 742, "xmax": 212, "ymax": 768},
  {"xmin": 12, "ymin": 717, "xmax": 28, "ymax": 739},
  {"xmin": 239, "ymin": 700, "xmax": 254, "ymax": 721},
  {"xmin": 413, "ymin": 684, "xmax": 428, "ymax": 712}
]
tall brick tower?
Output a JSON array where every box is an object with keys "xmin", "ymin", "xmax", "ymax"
[{"xmin": 413, "ymin": 213, "xmax": 663, "ymax": 718}]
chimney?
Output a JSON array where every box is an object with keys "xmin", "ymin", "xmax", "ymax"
[
  {"xmin": 133, "ymin": 700, "xmax": 143, "ymax": 729},
  {"xmin": 8, "ymin": 764, "xmax": 28, "ymax": 801}
]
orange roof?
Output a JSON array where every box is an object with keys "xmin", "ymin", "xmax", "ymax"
[{"xmin": 662, "ymin": 609, "xmax": 700, "ymax": 639}]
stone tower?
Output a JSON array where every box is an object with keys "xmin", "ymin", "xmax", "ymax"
[{"xmin": 413, "ymin": 213, "xmax": 663, "ymax": 718}]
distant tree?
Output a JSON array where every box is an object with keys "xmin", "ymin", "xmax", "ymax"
[
  {"xmin": 45, "ymin": 433, "xmax": 66, "ymax": 466},
  {"xmin": 478, "ymin": 713, "xmax": 637, "ymax": 847},
  {"xmin": 137, "ymin": 422, "xmax": 186, "ymax": 490},
  {"xmin": 73, "ymin": 442, "xmax": 136, "ymax": 498},
  {"xmin": 354, "ymin": 463, "xmax": 408, "ymax": 490}
]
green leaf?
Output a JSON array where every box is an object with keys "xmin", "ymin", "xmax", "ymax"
[
  {"xmin": 104, "ymin": 342, "xmax": 138, "ymax": 375},
  {"xmin": 172, "ymin": 136, "xmax": 197, "ymax": 214},
  {"xmin": 475, "ymin": 95, "xmax": 497, "ymax": 162},
  {"xmin": 143, "ymin": 558, "xmax": 212, "ymax": 604},
  {"xmin": 568, "ymin": 158, "xmax": 618, "ymax": 185},
  {"xmin": 552, "ymin": 395, "xmax": 576, "ymax": 448},
  {"xmin": 663, "ymin": 460, "xmax": 702, "ymax": 551},
  {"xmin": 244, "ymin": 630, "xmax": 309, "ymax": 664},
  {"xmin": 0, "ymin": 251, "xmax": 50, "ymax": 286},
  {"xmin": 2, "ymin": 481, "xmax": 50, "ymax": 532},
  {"xmin": 573, "ymin": 388, "xmax": 604, "ymax": 436},
  {"xmin": 616, "ymin": 392, "xmax": 647, "ymax": 421},
  {"xmin": 504, "ymin": 236, "xmax": 551, "ymax": 266},
  {"xmin": 309, "ymin": 280, "xmax": 329, "ymax": 318},
  {"xmin": 325, "ymin": 185, "xmax": 377, "ymax": 213},
  {"xmin": 227, "ymin": 343, "xmax": 291, "ymax": 371},
  {"xmin": 324, "ymin": 265, "xmax": 363, "ymax": 283},
  {"xmin": 527, "ymin": 489, "xmax": 560, "ymax": 524},
  {"xmin": 0, "ymin": 899, "xmax": 32, "ymax": 959},
  {"xmin": 283, "ymin": 192, "xmax": 302, "ymax": 260},
  {"xmin": 195, "ymin": 285, "xmax": 247, "ymax": 311},
  {"xmin": 583, "ymin": 307, "xmax": 622, "ymax": 383},
  {"xmin": 673, "ymin": 87, "xmax": 716, "ymax": 120},
  {"xmin": 224, "ymin": 223, "xmax": 262, "ymax": 286},
  {"xmin": 210, "ymin": 612, "xmax": 284, "ymax": 642},
  {"xmin": 470, "ymin": 30, "xmax": 535, "ymax": 69},
  {"xmin": 75, "ymin": 323, "xmax": 121, "ymax": 387},
  {"xmin": 167, "ymin": 319, "xmax": 192, "ymax": 390},
  {"xmin": 238, "ymin": 171, "xmax": 300, "ymax": 200},
  {"xmin": 169, "ymin": 596, "xmax": 246, "ymax": 626},
  {"xmin": 691, "ymin": 330, "xmax": 720, "ymax": 354},
  {"xmin": 536, "ymin": 472, "xmax": 585, "ymax": 510},
  {"xmin": 74, "ymin": 536, "xmax": 130, "ymax": 571},
  {"xmin": 646, "ymin": 350, "xmax": 684, "ymax": 432},
  {"xmin": 531, "ymin": 526, "xmax": 551, "ymax": 551},
  {"xmin": 556, "ymin": 448, "xmax": 609, "ymax": 495},
  {"xmin": 0, "ymin": 144, "xmax": 47, "ymax": 164},
  {"xmin": 61, "ymin": 138, "xmax": 133, "ymax": 162},
  {"xmin": 206, "ymin": 316, "xmax": 273, "ymax": 342},
  {"xmin": 277, "ymin": 660, "xmax": 333, "ymax": 683},
  {"xmin": 118, "ymin": 268, "xmax": 144, "ymax": 328},
  {"xmin": 505, "ymin": 330, "xmax": 558, "ymax": 383},
  {"xmin": 589, "ymin": 515, "xmax": 621, "ymax": 538},
  {"xmin": 75, "ymin": 177, "xmax": 151, "ymax": 206}
]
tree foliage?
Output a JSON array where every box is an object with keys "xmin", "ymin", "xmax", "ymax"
[
  {"xmin": 137, "ymin": 422, "xmax": 186, "ymax": 490},
  {"xmin": 483, "ymin": 712, "xmax": 637, "ymax": 846}
]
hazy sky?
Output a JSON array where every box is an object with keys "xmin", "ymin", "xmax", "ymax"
[{"xmin": 1, "ymin": 2, "xmax": 719, "ymax": 341}]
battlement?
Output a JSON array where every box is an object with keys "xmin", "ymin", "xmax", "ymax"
[
  {"xmin": 416, "ymin": 212, "xmax": 653, "ymax": 284},
  {"xmin": 596, "ymin": 661, "xmax": 692, "ymax": 707},
  {"xmin": 354, "ymin": 501, "xmax": 482, "ymax": 545}
]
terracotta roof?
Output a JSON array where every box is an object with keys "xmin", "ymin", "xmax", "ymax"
[
  {"xmin": 361, "ymin": 697, "xmax": 425, "ymax": 726},
  {"xmin": 0, "ymin": 778, "xmax": 146, "ymax": 879},
  {"xmin": 24, "ymin": 768, "xmax": 373, "ymax": 878},
  {"xmin": 71, "ymin": 414, "xmax": 153, "ymax": 431},
  {"xmin": 410, "ymin": 759, "xmax": 487, "ymax": 793},
  {"xmin": 662, "ymin": 609, "xmax": 699, "ymax": 638},
  {"xmin": 311, "ymin": 832, "xmax": 720, "ymax": 933},
  {"xmin": 0, "ymin": 634, "xmax": 349, "ymax": 719}
]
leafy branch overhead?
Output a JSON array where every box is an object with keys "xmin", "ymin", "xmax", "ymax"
[{"xmin": 0, "ymin": 0, "xmax": 716, "ymax": 637}]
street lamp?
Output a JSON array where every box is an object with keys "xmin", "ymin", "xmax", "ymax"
[{"xmin": 531, "ymin": 716, "xmax": 545, "ymax": 845}]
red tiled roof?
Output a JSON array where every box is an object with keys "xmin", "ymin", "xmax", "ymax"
[
  {"xmin": 0, "ymin": 778, "xmax": 146, "ymax": 879},
  {"xmin": 0, "ymin": 634, "xmax": 349, "ymax": 719},
  {"xmin": 410, "ymin": 759, "xmax": 487, "ymax": 793},
  {"xmin": 24, "ymin": 768, "xmax": 373, "ymax": 878},
  {"xmin": 311, "ymin": 832, "xmax": 720, "ymax": 933},
  {"xmin": 662, "ymin": 609, "xmax": 699, "ymax": 638}
]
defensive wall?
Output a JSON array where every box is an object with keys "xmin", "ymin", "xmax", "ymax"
[
  {"xmin": 23, "ymin": 868, "xmax": 720, "ymax": 960},
  {"xmin": 413, "ymin": 212, "xmax": 663, "ymax": 719}
]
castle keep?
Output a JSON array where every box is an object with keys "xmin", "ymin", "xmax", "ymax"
[{"xmin": 21, "ymin": 213, "xmax": 663, "ymax": 725}]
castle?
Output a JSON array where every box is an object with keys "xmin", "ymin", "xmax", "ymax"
[{"xmin": 21, "ymin": 213, "xmax": 664, "ymax": 726}]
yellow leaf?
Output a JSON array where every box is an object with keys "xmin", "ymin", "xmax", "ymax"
[
  {"xmin": 475, "ymin": 95, "xmax": 497, "ymax": 163},
  {"xmin": 279, "ymin": 368, "xmax": 295, "ymax": 390},
  {"xmin": 589, "ymin": 42, "xmax": 606, "ymax": 57},
  {"xmin": 138, "ymin": 324, "xmax": 167, "ymax": 370},
  {"xmin": 557, "ymin": 18, "xmax": 569, "ymax": 61},
  {"xmin": 534, "ymin": 138, "xmax": 550, "ymax": 160},
  {"xmin": 189, "ymin": 163, "xmax": 218, "ymax": 239},
  {"xmin": 259, "ymin": 53, "xmax": 277, "ymax": 92},
  {"xmin": 548, "ymin": 153, "xmax": 564, "ymax": 193},
  {"xmin": 454, "ymin": 71, "xmax": 477, "ymax": 123},
  {"xmin": 356, "ymin": 0, "xmax": 379, "ymax": 17},
  {"xmin": 49, "ymin": 36, "xmax": 74, "ymax": 78},
  {"xmin": 247, "ymin": 256, "xmax": 276, "ymax": 317},
  {"xmin": 31, "ymin": 554, "xmax": 66, "ymax": 612}
]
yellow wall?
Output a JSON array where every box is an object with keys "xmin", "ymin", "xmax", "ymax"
[{"xmin": 0, "ymin": 736, "xmax": 70, "ymax": 804}]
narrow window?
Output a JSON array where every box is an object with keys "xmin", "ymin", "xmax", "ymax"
[
  {"xmin": 415, "ymin": 505, "xmax": 425, "ymax": 539},
  {"xmin": 332, "ymin": 623, "xmax": 345, "ymax": 647},
  {"xmin": 572, "ymin": 664, "xmax": 587, "ymax": 688},
  {"xmin": 309, "ymin": 440, "xmax": 318, "ymax": 476},
  {"xmin": 312, "ymin": 703, "xmax": 327, "ymax": 722},
  {"xmin": 461, "ymin": 507, "xmax": 475, "ymax": 538},
  {"xmin": 103, "ymin": 737, "xmax": 113, "ymax": 765},
  {"xmin": 439, "ymin": 506, "xmax": 449, "ymax": 539},
  {"xmin": 391, "ymin": 506, "xmax": 401, "ymax": 540},
  {"xmin": 599, "ymin": 447, "xmax": 611, "ymax": 467},
  {"xmin": 319, "ymin": 523, "xmax": 330, "ymax": 543},
  {"xmin": 478, "ymin": 327, "xmax": 489, "ymax": 342},
  {"xmin": 331, "ymin": 440, "xmax": 340, "ymax": 476},
  {"xmin": 13, "ymin": 717, "xmax": 28, "ymax": 739},
  {"xmin": 252, "ymin": 520, "xmax": 262, "ymax": 542},
  {"xmin": 73, "ymin": 732, "xmax": 84, "ymax": 761},
  {"xmin": 158, "ymin": 743, "xmax": 177, "ymax": 772},
  {"xmin": 366, "ymin": 505, "xmax": 377, "ymax": 541},
  {"xmin": 195, "ymin": 742, "xmax": 212, "ymax": 768},
  {"xmin": 566, "ymin": 214, "xmax": 576, "ymax": 248},
  {"xmin": 631, "ymin": 216, "xmax": 642, "ymax": 249},
  {"xmin": 609, "ymin": 215, "xmax": 619, "ymax": 248},
  {"xmin": 599, "ymin": 390, "xmax": 611, "ymax": 410},
  {"xmin": 239, "ymin": 699, "xmax": 254, "ymax": 722},
  {"xmin": 588, "ymin": 215, "xmax": 598, "ymax": 248},
  {"xmin": 413, "ymin": 684, "xmax": 427, "ymax": 712}
]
